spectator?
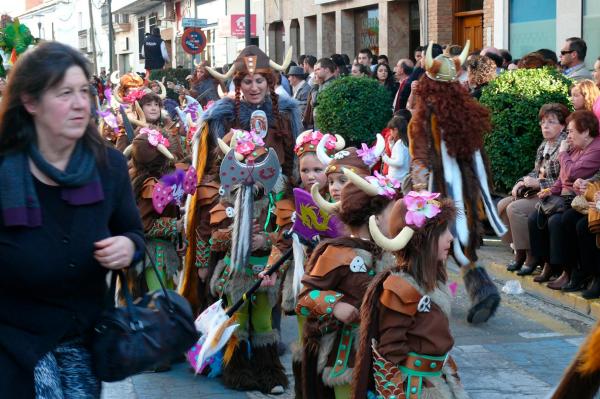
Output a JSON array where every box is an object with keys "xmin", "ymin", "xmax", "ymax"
[
  {"xmin": 594, "ymin": 56, "xmax": 600, "ymax": 88},
  {"xmin": 536, "ymin": 48, "xmax": 559, "ymax": 66},
  {"xmin": 374, "ymin": 63, "xmax": 398, "ymax": 108},
  {"xmin": 303, "ymin": 55, "xmax": 317, "ymax": 86},
  {"xmin": 570, "ymin": 79, "xmax": 600, "ymax": 112},
  {"xmin": 357, "ymin": 48, "xmax": 376, "ymax": 72},
  {"xmin": 528, "ymin": 110, "xmax": 600, "ymax": 290},
  {"xmin": 142, "ymin": 27, "xmax": 170, "ymax": 77},
  {"xmin": 341, "ymin": 53, "xmax": 351, "ymax": 68},
  {"xmin": 309, "ymin": 57, "xmax": 336, "ymax": 130},
  {"xmin": 351, "ymin": 63, "xmax": 370, "ymax": 77},
  {"xmin": 500, "ymin": 49, "xmax": 513, "ymax": 69},
  {"xmin": 517, "ymin": 52, "xmax": 556, "ymax": 69},
  {"xmin": 560, "ymin": 37, "xmax": 593, "ymax": 81},
  {"xmin": 413, "ymin": 45, "xmax": 424, "ymax": 67},
  {"xmin": 377, "ymin": 54, "xmax": 389, "ymax": 65},
  {"xmin": 330, "ymin": 53, "xmax": 349, "ymax": 77},
  {"xmin": 273, "ymin": 71, "xmax": 290, "ymax": 98},
  {"xmin": 481, "ymin": 47, "xmax": 504, "ymax": 74},
  {"xmin": 466, "ymin": 55, "xmax": 496, "ymax": 99},
  {"xmin": 288, "ymin": 65, "xmax": 311, "ymax": 116},
  {"xmin": 0, "ymin": 41, "xmax": 144, "ymax": 397},
  {"xmin": 392, "ymin": 58, "xmax": 414, "ymax": 112},
  {"xmin": 497, "ymin": 103, "xmax": 569, "ymax": 277}
]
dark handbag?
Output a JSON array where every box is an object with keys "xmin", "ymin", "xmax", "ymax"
[
  {"xmin": 516, "ymin": 185, "xmax": 539, "ymax": 199},
  {"xmin": 535, "ymin": 194, "xmax": 574, "ymax": 229},
  {"xmin": 91, "ymin": 251, "xmax": 199, "ymax": 382}
]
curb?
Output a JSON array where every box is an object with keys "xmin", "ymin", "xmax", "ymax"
[{"xmin": 488, "ymin": 262, "xmax": 600, "ymax": 319}]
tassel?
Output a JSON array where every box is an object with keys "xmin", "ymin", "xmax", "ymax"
[
  {"xmin": 222, "ymin": 335, "xmax": 239, "ymax": 366},
  {"xmin": 209, "ymin": 314, "xmax": 238, "ymax": 349}
]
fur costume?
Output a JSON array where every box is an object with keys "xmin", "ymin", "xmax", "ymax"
[{"xmin": 408, "ymin": 42, "xmax": 506, "ymax": 324}]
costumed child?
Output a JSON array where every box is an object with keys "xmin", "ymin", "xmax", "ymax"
[
  {"xmin": 408, "ymin": 40, "xmax": 507, "ymax": 323},
  {"xmin": 283, "ymin": 130, "xmax": 345, "ymax": 398},
  {"xmin": 297, "ymin": 165, "xmax": 401, "ymax": 399},
  {"xmin": 206, "ymin": 129, "xmax": 290, "ymax": 395},
  {"xmin": 180, "ymin": 44, "xmax": 300, "ymax": 317},
  {"xmin": 352, "ymin": 192, "xmax": 468, "ymax": 399},
  {"xmin": 381, "ymin": 112, "xmax": 411, "ymax": 184}
]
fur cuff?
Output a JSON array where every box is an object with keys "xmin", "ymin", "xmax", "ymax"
[
  {"xmin": 251, "ymin": 330, "xmax": 280, "ymax": 348},
  {"xmin": 322, "ymin": 367, "xmax": 353, "ymax": 386}
]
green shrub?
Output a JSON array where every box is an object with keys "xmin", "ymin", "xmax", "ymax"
[
  {"xmin": 314, "ymin": 76, "xmax": 392, "ymax": 144},
  {"xmin": 150, "ymin": 68, "xmax": 192, "ymax": 100},
  {"xmin": 480, "ymin": 67, "xmax": 572, "ymax": 193}
]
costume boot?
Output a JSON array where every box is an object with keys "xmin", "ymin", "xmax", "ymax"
[
  {"xmin": 221, "ymin": 336, "xmax": 260, "ymax": 391},
  {"xmin": 251, "ymin": 331, "xmax": 288, "ymax": 395},
  {"xmin": 462, "ymin": 264, "xmax": 501, "ymax": 324},
  {"xmin": 291, "ymin": 345, "xmax": 304, "ymax": 399}
]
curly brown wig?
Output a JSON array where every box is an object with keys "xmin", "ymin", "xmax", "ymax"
[
  {"xmin": 467, "ymin": 55, "xmax": 497, "ymax": 87},
  {"xmin": 412, "ymin": 75, "xmax": 491, "ymax": 159},
  {"xmin": 336, "ymin": 183, "xmax": 401, "ymax": 228}
]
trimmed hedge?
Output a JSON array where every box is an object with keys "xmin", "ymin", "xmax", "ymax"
[
  {"xmin": 149, "ymin": 68, "xmax": 192, "ymax": 101},
  {"xmin": 480, "ymin": 67, "xmax": 572, "ymax": 193},
  {"xmin": 314, "ymin": 76, "xmax": 392, "ymax": 144}
]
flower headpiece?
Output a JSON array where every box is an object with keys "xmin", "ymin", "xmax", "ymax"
[
  {"xmin": 365, "ymin": 171, "xmax": 401, "ymax": 199},
  {"xmin": 232, "ymin": 129, "xmax": 266, "ymax": 161},
  {"xmin": 139, "ymin": 128, "xmax": 171, "ymax": 148},
  {"xmin": 356, "ymin": 134, "xmax": 386, "ymax": 168},
  {"xmin": 123, "ymin": 89, "xmax": 146, "ymax": 104},
  {"xmin": 404, "ymin": 191, "xmax": 442, "ymax": 228}
]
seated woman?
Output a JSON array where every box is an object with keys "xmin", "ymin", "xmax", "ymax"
[
  {"xmin": 497, "ymin": 103, "xmax": 569, "ymax": 278},
  {"xmin": 352, "ymin": 192, "xmax": 468, "ymax": 399},
  {"xmin": 528, "ymin": 110, "xmax": 600, "ymax": 290}
]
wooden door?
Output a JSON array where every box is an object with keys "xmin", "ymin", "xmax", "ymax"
[{"xmin": 456, "ymin": 13, "xmax": 483, "ymax": 51}]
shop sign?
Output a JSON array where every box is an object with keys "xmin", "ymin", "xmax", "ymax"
[{"xmin": 230, "ymin": 14, "xmax": 256, "ymax": 37}]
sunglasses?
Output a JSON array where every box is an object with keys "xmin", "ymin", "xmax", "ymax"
[{"xmin": 560, "ymin": 50, "xmax": 573, "ymax": 55}]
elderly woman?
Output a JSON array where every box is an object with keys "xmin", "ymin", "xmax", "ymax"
[
  {"xmin": 0, "ymin": 42, "xmax": 144, "ymax": 397},
  {"xmin": 497, "ymin": 103, "xmax": 569, "ymax": 277},
  {"xmin": 528, "ymin": 110, "xmax": 600, "ymax": 290},
  {"xmin": 466, "ymin": 55, "xmax": 496, "ymax": 99}
]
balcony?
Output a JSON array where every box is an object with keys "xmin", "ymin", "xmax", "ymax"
[{"xmin": 114, "ymin": 22, "xmax": 131, "ymax": 32}]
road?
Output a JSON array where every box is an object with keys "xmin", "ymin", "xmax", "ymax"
[{"xmin": 102, "ymin": 243, "xmax": 597, "ymax": 399}]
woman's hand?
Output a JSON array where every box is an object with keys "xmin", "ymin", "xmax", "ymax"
[
  {"xmin": 537, "ymin": 189, "xmax": 551, "ymax": 199},
  {"xmin": 332, "ymin": 302, "xmax": 359, "ymax": 324},
  {"xmin": 512, "ymin": 181, "xmax": 525, "ymax": 197},
  {"xmin": 94, "ymin": 236, "xmax": 136, "ymax": 270},
  {"xmin": 258, "ymin": 270, "xmax": 277, "ymax": 287},
  {"xmin": 573, "ymin": 178, "xmax": 590, "ymax": 195},
  {"xmin": 523, "ymin": 176, "xmax": 540, "ymax": 189},
  {"xmin": 559, "ymin": 139, "xmax": 570, "ymax": 153}
]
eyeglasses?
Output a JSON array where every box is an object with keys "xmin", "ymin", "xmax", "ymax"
[
  {"xmin": 566, "ymin": 129, "xmax": 578, "ymax": 135},
  {"xmin": 560, "ymin": 50, "xmax": 573, "ymax": 55},
  {"xmin": 539, "ymin": 120, "xmax": 561, "ymax": 126}
]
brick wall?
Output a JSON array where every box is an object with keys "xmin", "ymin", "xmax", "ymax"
[
  {"xmin": 483, "ymin": 0, "xmax": 494, "ymax": 47},
  {"xmin": 428, "ymin": 0, "xmax": 453, "ymax": 45}
]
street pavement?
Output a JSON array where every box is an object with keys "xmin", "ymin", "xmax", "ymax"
[{"xmin": 102, "ymin": 243, "xmax": 597, "ymax": 399}]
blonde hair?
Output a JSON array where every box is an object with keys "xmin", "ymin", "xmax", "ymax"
[{"xmin": 572, "ymin": 79, "xmax": 600, "ymax": 111}]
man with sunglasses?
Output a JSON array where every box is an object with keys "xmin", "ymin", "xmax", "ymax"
[{"xmin": 560, "ymin": 37, "xmax": 593, "ymax": 82}]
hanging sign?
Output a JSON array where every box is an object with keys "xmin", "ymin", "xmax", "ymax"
[{"xmin": 181, "ymin": 27, "xmax": 206, "ymax": 55}]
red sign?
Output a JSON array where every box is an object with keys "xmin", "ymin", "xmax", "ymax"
[
  {"xmin": 231, "ymin": 14, "xmax": 256, "ymax": 38},
  {"xmin": 181, "ymin": 28, "xmax": 206, "ymax": 55}
]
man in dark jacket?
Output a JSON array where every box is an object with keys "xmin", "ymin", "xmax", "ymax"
[{"xmin": 142, "ymin": 27, "xmax": 170, "ymax": 76}]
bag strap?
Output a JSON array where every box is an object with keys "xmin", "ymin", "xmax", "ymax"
[{"xmin": 142, "ymin": 246, "xmax": 175, "ymax": 311}]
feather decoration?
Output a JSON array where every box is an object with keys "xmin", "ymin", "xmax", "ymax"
[
  {"xmin": 222, "ymin": 335, "xmax": 239, "ymax": 366},
  {"xmin": 229, "ymin": 184, "xmax": 254, "ymax": 277}
]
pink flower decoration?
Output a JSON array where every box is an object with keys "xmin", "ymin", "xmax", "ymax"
[
  {"xmin": 404, "ymin": 191, "xmax": 442, "ymax": 228},
  {"xmin": 123, "ymin": 89, "xmax": 146, "ymax": 104},
  {"xmin": 294, "ymin": 130, "xmax": 325, "ymax": 153},
  {"xmin": 139, "ymin": 128, "xmax": 170, "ymax": 148},
  {"xmin": 356, "ymin": 142, "xmax": 379, "ymax": 167},
  {"xmin": 233, "ymin": 129, "xmax": 264, "ymax": 156},
  {"xmin": 365, "ymin": 171, "xmax": 400, "ymax": 199}
]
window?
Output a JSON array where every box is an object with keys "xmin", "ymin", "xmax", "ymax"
[
  {"xmin": 203, "ymin": 28, "xmax": 216, "ymax": 67},
  {"xmin": 138, "ymin": 16, "xmax": 146, "ymax": 55},
  {"xmin": 149, "ymin": 13, "xmax": 158, "ymax": 32},
  {"xmin": 101, "ymin": 4, "xmax": 109, "ymax": 26},
  {"xmin": 509, "ymin": 0, "xmax": 556, "ymax": 59},
  {"xmin": 583, "ymin": 0, "xmax": 600, "ymax": 70},
  {"xmin": 354, "ymin": 7, "xmax": 379, "ymax": 56},
  {"xmin": 78, "ymin": 29, "xmax": 88, "ymax": 52}
]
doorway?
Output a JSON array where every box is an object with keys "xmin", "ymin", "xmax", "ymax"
[{"xmin": 453, "ymin": 0, "xmax": 483, "ymax": 51}]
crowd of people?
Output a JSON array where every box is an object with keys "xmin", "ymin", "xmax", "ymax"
[{"xmin": 0, "ymin": 32, "xmax": 599, "ymax": 399}]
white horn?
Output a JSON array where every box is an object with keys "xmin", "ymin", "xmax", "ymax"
[
  {"xmin": 334, "ymin": 134, "xmax": 346, "ymax": 150},
  {"xmin": 110, "ymin": 71, "xmax": 120, "ymax": 85},
  {"xmin": 157, "ymin": 81, "xmax": 167, "ymax": 100},
  {"xmin": 311, "ymin": 183, "xmax": 340, "ymax": 214},
  {"xmin": 425, "ymin": 40, "xmax": 434, "ymax": 70},
  {"xmin": 123, "ymin": 144, "xmax": 133, "ymax": 157},
  {"xmin": 134, "ymin": 101, "xmax": 146, "ymax": 125},
  {"xmin": 369, "ymin": 216, "xmax": 414, "ymax": 251},
  {"xmin": 217, "ymin": 138, "xmax": 244, "ymax": 161},
  {"xmin": 269, "ymin": 47, "xmax": 293, "ymax": 72},
  {"xmin": 373, "ymin": 133, "xmax": 385, "ymax": 158},
  {"xmin": 112, "ymin": 85, "xmax": 125, "ymax": 104},
  {"xmin": 296, "ymin": 130, "xmax": 313, "ymax": 146},
  {"xmin": 458, "ymin": 40, "xmax": 470, "ymax": 66},
  {"xmin": 343, "ymin": 167, "xmax": 380, "ymax": 197},
  {"xmin": 205, "ymin": 64, "xmax": 236, "ymax": 83},
  {"xmin": 157, "ymin": 144, "xmax": 175, "ymax": 160},
  {"xmin": 316, "ymin": 134, "xmax": 333, "ymax": 165}
]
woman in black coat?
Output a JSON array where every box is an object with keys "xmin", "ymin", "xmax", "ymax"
[{"xmin": 0, "ymin": 42, "xmax": 144, "ymax": 398}]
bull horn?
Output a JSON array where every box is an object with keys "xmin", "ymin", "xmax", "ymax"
[
  {"xmin": 369, "ymin": 216, "xmax": 414, "ymax": 251},
  {"xmin": 157, "ymin": 143, "xmax": 175, "ymax": 160},
  {"xmin": 134, "ymin": 101, "xmax": 146, "ymax": 125},
  {"xmin": 316, "ymin": 134, "xmax": 333, "ymax": 165},
  {"xmin": 343, "ymin": 167, "xmax": 380, "ymax": 197},
  {"xmin": 194, "ymin": 59, "xmax": 201, "ymax": 67},
  {"xmin": 205, "ymin": 64, "xmax": 237, "ymax": 83},
  {"xmin": 269, "ymin": 47, "xmax": 293, "ymax": 72},
  {"xmin": 110, "ymin": 71, "xmax": 120, "ymax": 85},
  {"xmin": 123, "ymin": 144, "xmax": 133, "ymax": 157},
  {"xmin": 334, "ymin": 134, "xmax": 345, "ymax": 150},
  {"xmin": 310, "ymin": 183, "xmax": 340, "ymax": 214},
  {"xmin": 458, "ymin": 40, "xmax": 470, "ymax": 66},
  {"xmin": 295, "ymin": 130, "xmax": 313, "ymax": 146},
  {"xmin": 217, "ymin": 138, "xmax": 244, "ymax": 161},
  {"xmin": 373, "ymin": 133, "xmax": 385, "ymax": 158},
  {"xmin": 425, "ymin": 40, "xmax": 434, "ymax": 70},
  {"xmin": 112, "ymin": 85, "xmax": 124, "ymax": 104},
  {"xmin": 157, "ymin": 81, "xmax": 167, "ymax": 100}
]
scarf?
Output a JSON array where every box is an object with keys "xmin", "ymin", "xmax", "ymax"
[{"xmin": 0, "ymin": 141, "xmax": 104, "ymax": 227}]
